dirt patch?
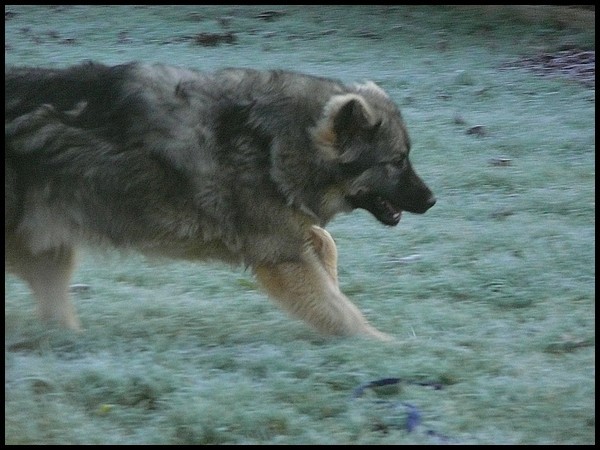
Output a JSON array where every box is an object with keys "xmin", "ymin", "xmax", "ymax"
[
  {"xmin": 470, "ymin": 5, "xmax": 595, "ymax": 32},
  {"xmin": 502, "ymin": 49, "xmax": 595, "ymax": 88}
]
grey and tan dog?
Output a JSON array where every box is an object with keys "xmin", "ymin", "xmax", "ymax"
[{"xmin": 5, "ymin": 62, "xmax": 435, "ymax": 340}]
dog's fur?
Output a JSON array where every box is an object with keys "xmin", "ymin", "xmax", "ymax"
[{"xmin": 5, "ymin": 62, "xmax": 435, "ymax": 340}]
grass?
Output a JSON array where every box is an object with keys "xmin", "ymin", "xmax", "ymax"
[{"xmin": 5, "ymin": 5, "xmax": 595, "ymax": 444}]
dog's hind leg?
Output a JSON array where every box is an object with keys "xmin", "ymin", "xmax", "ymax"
[
  {"xmin": 254, "ymin": 230, "xmax": 392, "ymax": 341},
  {"xmin": 7, "ymin": 243, "xmax": 81, "ymax": 330}
]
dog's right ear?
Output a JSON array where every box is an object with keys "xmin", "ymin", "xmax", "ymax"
[{"xmin": 311, "ymin": 94, "xmax": 378, "ymax": 161}]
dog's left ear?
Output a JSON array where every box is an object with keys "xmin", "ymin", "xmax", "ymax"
[
  {"xmin": 312, "ymin": 94, "xmax": 379, "ymax": 161},
  {"xmin": 332, "ymin": 96, "xmax": 377, "ymax": 136}
]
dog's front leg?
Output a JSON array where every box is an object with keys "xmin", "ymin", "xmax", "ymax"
[
  {"xmin": 306, "ymin": 225, "xmax": 339, "ymax": 286},
  {"xmin": 254, "ymin": 229, "xmax": 392, "ymax": 341}
]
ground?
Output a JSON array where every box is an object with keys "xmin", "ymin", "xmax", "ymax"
[{"xmin": 4, "ymin": 5, "xmax": 595, "ymax": 445}]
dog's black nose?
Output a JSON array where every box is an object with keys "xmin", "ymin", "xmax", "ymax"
[
  {"xmin": 426, "ymin": 195, "xmax": 436, "ymax": 210},
  {"xmin": 408, "ymin": 195, "xmax": 436, "ymax": 214}
]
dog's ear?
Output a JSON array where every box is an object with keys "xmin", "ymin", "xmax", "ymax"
[
  {"xmin": 312, "ymin": 94, "xmax": 379, "ymax": 162},
  {"xmin": 333, "ymin": 97, "xmax": 372, "ymax": 135}
]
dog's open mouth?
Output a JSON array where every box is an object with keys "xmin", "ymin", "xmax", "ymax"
[
  {"xmin": 376, "ymin": 196, "xmax": 402, "ymax": 225},
  {"xmin": 348, "ymin": 193, "xmax": 402, "ymax": 226}
]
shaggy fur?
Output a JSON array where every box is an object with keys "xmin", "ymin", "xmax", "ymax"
[{"xmin": 5, "ymin": 62, "xmax": 435, "ymax": 339}]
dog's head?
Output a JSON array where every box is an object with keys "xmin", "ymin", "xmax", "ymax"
[{"xmin": 313, "ymin": 82, "xmax": 436, "ymax": 226}]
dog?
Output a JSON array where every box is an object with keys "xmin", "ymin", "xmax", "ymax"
[{"xmin": 5, "ymin": 62, "xmax": 436, "ymax": 340}]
